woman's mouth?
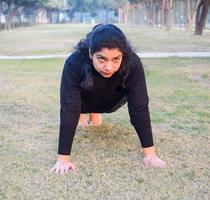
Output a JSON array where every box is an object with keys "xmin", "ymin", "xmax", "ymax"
[{"xmin": 102, "ymin": 72, "xmax": 112, "ymax": 77}]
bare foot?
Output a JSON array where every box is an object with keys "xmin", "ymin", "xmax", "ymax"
[
  {"xmin": 89, "ymin": 113, "xmax": 102, "ymax": 126},
  {"xmin": 78, "ymin": 114, "xmax": 88, "ymax": 126}
]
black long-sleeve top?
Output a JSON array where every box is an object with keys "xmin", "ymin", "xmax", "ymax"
[{"xmin": 58, "ymin": 50, "xmax": 154, "ymax": 155}]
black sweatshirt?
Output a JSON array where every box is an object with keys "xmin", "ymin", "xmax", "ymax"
[{"xmin": 58, "ymin": 50, "xmax": 154, "ymax": 155}]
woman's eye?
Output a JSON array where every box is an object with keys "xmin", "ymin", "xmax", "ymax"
[
  {"xmin": 98, "ymin": 57, "xmax": 105, "ymax": 62},
  {"xmin": 113, "ymin": 58, "xmax": 120, "ymax": 62}
]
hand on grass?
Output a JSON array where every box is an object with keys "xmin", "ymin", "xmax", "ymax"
[
  {"xmin": 50, "ymin": 160, "xmax": 76, "ymax": 174},
  {"xmin": 143, "ymin": 146, "xmax": 166, "ymax": 168},
  {"xmin": 50, "ymin": 155, "xmax": 76, "ymax": 174},
  {"xmin": 143, "ymin": 154, "xmax": 166, "ymax": 168}
]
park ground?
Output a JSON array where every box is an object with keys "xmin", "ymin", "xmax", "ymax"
[{"xmin": 0, "ymin": 24, "xmax": 210, "ymax": 200}]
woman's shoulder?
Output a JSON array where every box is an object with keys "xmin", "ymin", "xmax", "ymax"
[
  {"xmin": 125, "ymin": 53, "xmax": 145, "ymax": 81},
  {"xmin": 123, "ymin": 53, "xmax": 144, "ymax": 79},
  {"xmin": 128, "ymin": 52, "xmax": 143, "ymax": 68},
  {"xmin": 65, "ymin": 49, "xmax": 90, "ymax": 72},
  {"xmin": 66, "ymin": 50, "xmax": 83, "ymax": 66},
  {"xmin": 61, "ymin": 50, "xmax": 84, "ymax": 80},
  {"xmin": 63, "ymin": 49, "xmax": 92, "ymax": 82}
]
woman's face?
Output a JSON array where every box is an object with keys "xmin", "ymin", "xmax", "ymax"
[{"xmin": 89, "ymin": 48, "xmax": 123, "ymax": 78}]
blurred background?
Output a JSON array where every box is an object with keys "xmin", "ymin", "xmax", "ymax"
[{"xmin": 0, "ymin": 0, "xmax": 210, "ymax": 35}]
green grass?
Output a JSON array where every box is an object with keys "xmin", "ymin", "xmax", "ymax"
[
  {"xmin": 0, "ymin": 57, "xmax": 210, "ymax": 199},
  {"xmin": 1, "ymin": 24, "xmax": 210, "ymax": 55}
]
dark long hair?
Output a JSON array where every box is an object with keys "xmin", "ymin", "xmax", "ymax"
[{"xmin": 75, "ymin": 24, "xmax": 133, "ymax": 78}]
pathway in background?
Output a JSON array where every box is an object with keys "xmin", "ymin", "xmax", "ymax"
[{"xmin": 0, "ymin": 52, "xmax": 210, "ymax": 60}]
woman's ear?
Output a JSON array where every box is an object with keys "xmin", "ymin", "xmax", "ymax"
[{"xmin": 89, "ymin": 48, "xmax": 92, "ymax": 59}]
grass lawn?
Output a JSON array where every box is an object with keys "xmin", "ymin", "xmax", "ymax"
[
  {"xmin": 0, "ymin": 24, "xmax": 210, "ymax": 56},
  {"xmin": 0, "ymin": 57, "xmax": 209, "ymax": 200}
]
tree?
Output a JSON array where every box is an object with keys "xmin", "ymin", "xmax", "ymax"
[
  {"xmin": 2, "ymin": 0, "xmax": 13, "ymax": 30},
  {"xmin": 45, "ymin": 0, "xmax": 67, "ymax": 10},
  {"xmin": 143, "ymin": 0, "xmax": 162, "ymax": 26},
  {"xmin": 161, "ymin": 0, "xmax": 172, "ymax": 30},
  {"xmin": 0, "ymin": 0, "xmax": 3, "ymax": 30},
  {"xmin": 106, "ymin": 0, "xmax": 130, "ymax": 24},
  {"xmin": 186, "ymin": 0, "xmax": 200, "ymax": 31},
  {"xmin": 195, "ymin": 0, "xmax": 210, "ymax": 35},
  {"xmin": 1, "ymin": 0, "xmax": 50, "ymax": 30}
]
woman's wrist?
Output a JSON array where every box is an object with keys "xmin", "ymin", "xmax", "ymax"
[
  {"xmin": 57, "ymin": 154, "xmax": 71, "ymax": 162},
  {"xmin": 143, "ymin": 146, "xmax": 156, "ymax": 157}
]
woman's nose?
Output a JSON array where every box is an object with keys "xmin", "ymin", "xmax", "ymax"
[{"xmin": 104, "ymin": 63, "xmax": 112, "ymax": 71}]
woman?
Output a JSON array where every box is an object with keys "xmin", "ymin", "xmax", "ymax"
[{"xmin": 51, "ymin": 24, "xmax": 166, "ymax": 174}]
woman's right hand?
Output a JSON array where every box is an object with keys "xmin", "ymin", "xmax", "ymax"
[{"xmin": 50, "ymin": 155, "xmax": 76, "ymax": 174}]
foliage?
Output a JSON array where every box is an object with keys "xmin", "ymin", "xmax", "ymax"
[{"xmin": 45, "ymin": 0, "xmax": 68, "ymax": 10}]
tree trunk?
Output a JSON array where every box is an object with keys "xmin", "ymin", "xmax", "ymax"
[
  {"xmin": 161, "ymin": 0, "xmax": 165, "ymax": 28},
  {"xmin": 187, "ymin": 0, "xmax": 192, "ymax": 31},
  {"xmin": 187, "ymin": 0, "xmax": 200, "ymax": 31},
  {"xmin": 146, "ymin": 2, "xmax": 153, "ymax": 26},
  {"xmin": 154, "ymin": 1, "xmax": 161, "ymax": 26},
  {"xmin": 118, "ymin": 8, "xmax": 122, "ymax": 23},
  {"xmin": 0, "ymin": 0, "xmax": 2, "ymax": 31},
  {"xmin": 169, "ymin": 0, "xmax": 173, "ymax": 28},
  {"xmin": 195, "ymin": 0, "xmax": 210, "ymax": 35},
  {"xmin": 192, "ymin": 0, "xmax": 201, "ymax": 24},
  {"xmin": 161, "ymin": 0, "xmax": 171, "ymax": 30},
  {"xmin": 124, "ymin": 5, "xmax": 130, "ymax": 24},
  {"xmin": 4, "ymin": 0, "xmax": 13, "ymax": 30}
]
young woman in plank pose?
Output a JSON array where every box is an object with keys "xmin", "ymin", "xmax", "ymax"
[{"xmin": 51, "ymin": 24, "xmax": 166, "ymax": 174}]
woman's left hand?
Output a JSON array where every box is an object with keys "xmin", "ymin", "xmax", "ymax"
[{"xmin": 143, "ymin": 154, "xmax": 167, "ymax": 168}]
